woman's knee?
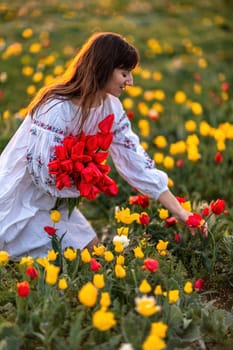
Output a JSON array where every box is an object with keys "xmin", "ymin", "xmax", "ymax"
[{"xmin": 85, "ymin": 235, "xmax": 99, "ymax": 252}]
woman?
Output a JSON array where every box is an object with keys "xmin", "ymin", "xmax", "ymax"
[{"xmin": 0, "ymin": 32, "xmax": 192, "ymax": 260}]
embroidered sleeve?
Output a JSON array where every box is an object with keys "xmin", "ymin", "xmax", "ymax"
[
  {"xmin": 110, "ymin": 112, "xmax": 168, "ymax": 199},
  {"xmin": 26, "ymin": 108, "xmax": 80, "ymax": 198}
]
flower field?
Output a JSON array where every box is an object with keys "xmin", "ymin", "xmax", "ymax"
[{"xmin": 0, "ymin": 0, "xmax": 233, "ymax": 349}]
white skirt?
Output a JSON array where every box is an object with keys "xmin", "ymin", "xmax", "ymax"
[{"xmin": 0, "ymin": 116, "xmax": 96, "ymax": 261}]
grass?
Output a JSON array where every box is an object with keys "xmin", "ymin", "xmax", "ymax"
[{"xmin": 0, "ymin": 2, "xmax": 233, "ymax": 348}]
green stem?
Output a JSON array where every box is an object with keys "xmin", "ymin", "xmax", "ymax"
[
  {"xmin": 208, "ymin": 228, "xmax": 216, "ymax": 269},
  {"xmin": 130, "ymin": 268, "xmax": 139, "ymax": 293},
  {"xmin": 15, "ymin": 296, "xmax": 27, "ymax": 324}
]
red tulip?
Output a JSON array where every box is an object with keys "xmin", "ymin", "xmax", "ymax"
[
  {"xmin": 165, "ymin": 217, "xmax": 177, "ymax": 227},
  {"xmin": 44, "ymin": 226, "xmax": 57, "ymax": 236},
  {"xmin": 202, "ymin": 207, "xmax": 210, "ymax": 217},
  {"xmin": 139, "ymin": 212, "xmax": 150, "ymax": 226},
  {"xmin": 97, "ymin": 132, "xmax": 113, "ymax": 150},
  {"xmin": 48, "ymin": 159, "xmax": 60, "ymax": 174},
  {"xmin": 176, "ymin": 196, "xmax": 186, "ymax": 203},
  {"xmin": 129, "ymin": 195, "xmax": 149, "ymax": 208},
  {"xmin": 174, "ymin": 233, "xmax": 181, "ymax": 243},
  {"xmin": 98, "ymin": 114, "xmax": 114, "ymax": 133},
  {"xmin": 55, "ymin": 145, "xmax": 67, "ymax": 160},
  {"xmin": 126, "ymin": 110, "xmax": 135, "ymax": 120},
  {"xmin": 17, "ymin": 281, "xmax": 30, "ymax": 297},
  {"xmin": 81, "ymin": 163, "xmax": 102, "ymax": 184},
  {"xmin": 85, "ymin": 135, "xmax": 98, "ymax": 152},
  {"xmin": 93, "ymin": 152, "xmax": 108, "ymax": 164},
  {"xmin": 71, "ymin": 141, "xmax": 85, "ymax": 160},
  {"xmin": 142, "ymin": 258, "xmax": 159, "ymax": 272},
  {"xmin": 149, "ymin": 109, "xmax": 159, "ymax": 121},
  {"xmin": 176, "ymin": 159, "xmax": 184, "ymax": 168},
  {"xmin": 90, "ymin": 258, "xmax": 101, "ymax": 271},
  {"xmin": 186, "ymin": 213, "xmax": 203, "ymax": 228},
  {"xmin": 210, "ymin": 199, "xmax": 225, "ymax": 215},
  {"xmin": 63, "ymin": 135, "xmax": 77, "ymax": 154},
  {"xmin": 56, "ymin": 172, "xmax": 71, "ymax": 190},
  {"xmin": 194, "ymin": 278, "xmax": 204, "ymax": 292},
  {"xmin": 221, "ymin": 82, "xmax": 230, "ymax": 91},
  {"xmin": 214, "ymin": 152, "xmax": 223, "ymax": 164},
  {"xmin": 25, "ymin": 265, "xmax": 39, "ymax": 280},
  {"xmin": 61, "ymin": 159, "xmax": 73, "ymax": 173}
]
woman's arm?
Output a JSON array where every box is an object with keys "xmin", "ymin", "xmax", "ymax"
[{"xmin": 158, "ymin": 189, "xmax": 191, "ymax": 222}]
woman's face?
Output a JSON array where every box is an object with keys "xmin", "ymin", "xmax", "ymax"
[{"xmin": 103, "ymin": 68, "xmax": 133, "ymax": 97}]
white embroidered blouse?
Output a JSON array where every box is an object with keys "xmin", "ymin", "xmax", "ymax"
[{"xmin": 0, "ymin": 94, "xmax": 168, "ymax": 259}]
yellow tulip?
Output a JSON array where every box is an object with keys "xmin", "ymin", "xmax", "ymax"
[
  {"xmin": 93, "ymin": 244, "xmax": 105, "ymax": 256},
  {"xmin": 191, "ymin": 102, "xmax": 203, "ymax": 115},
  {"xmin": 135, "ymin": 296, "xmax": 161, "ymax": 317},
  {"xmin": 114, "ymin": 264, "xmax": 126, "ymax": 278},
  {"xmin": 100, "ymin": 292, "xmax": 111, "ymax": 308},
  {"xmin": 113, "ymin": 241, "xmax": 124, "ymax": 253},
  {"xmin": 26, "ymin": 85, "xmax": 36, "ymax": 96},
  {"xmin": 181, "ymin": 201, "xmax": 192, "ymax": 212},
  {"xmin": 139, "ymin": 279, "xmax": 152, "ymax": 294},
  {"xmin": 122, "ymin": 97, "xmax": 133, "ymax": 109},
  {"xmin": 199, "ymin": 121, "xmax": 211, "ymax": 136},
  {"xmin": 174, "ymin": 91, "xmax": 187, "ymax": 104},
  {"xmin": 50, "ymin": 210, "xmax": 61, "ymax": 223},
  {"xmin": 29, "ymin": 42, "xmax": 41, "ymax": 54},
  {"xmin": 117, "ymin": 227, "xmax": 129, "ymax": 236},
  {"xmin": 53, "ymin": 65, "xmax": 64, "ymax": 76},
  {"xmin": 47, "ymin": 250, "xmax": 58, "ymax": 261},
  {"xmin": 104, "ymin": 251, "xmax": 114, "ymax": 262},
  {"xmin": 185, "ymin": 120, "xmax": 197, "ymax": 132},
  {"xmin": 0, "ymin": 251, "xmax": 9, "ymax": 265},
  {"xmin": 168, "ymin": 177, "xmax": 174, "ymax": 187},
  {"xmin": 58, "ymin": 278, "xmax": 68, "ymax": 290},
  {"xmin": 156, "ymin": 240, "xmax": 169, "ymax": 256},
  {"xmin": 154, "ymin": 89, "xmax": 165, "ymax": 101},
  {"xmin": 150, "ymin": 321, "xmax": 168, "ymax": 338},
  {"xmin": 32, "ymin": 72, "xmax": 43, "ymax": 83},
  {"xmin": 78, "ymin": 282, "xmax": 98, "ymax": 307},
  {"xmin": 158, "ymin": 208, "xmax": 169, "ymax": 220},
  {"xmin": 116, "ymin": 255, "xmax": 125, "ymax": 265},
  {"xmin": 22, "ymin": 28, "xmax": 33, "ymax": 39},
  {"xmin": 137, "ymin": 103, "xmax": 149, "ymax": 117},
  {"xmin": 169, "ymin": 141, "xmax": 186, "ymax": 155},
  {"xmin": 45, "ymin": 264, "xmax": 60, "ymax": 285},
  {"xmin": 184, "ymin": 281, "xmax": 193, "ymax": 294},
  {"xmin": 133, "ymin": 246, "xmax": 144, "ymax": 259},
  {"xmin": 153, "ymin": 135, "xmax": 167, "ymax": 148},
  {"xmin": 81, "ymin": 248, "xmax": 91, "ymax": 263},
  {"xmin": 163, "ymin": 156, "xmax": 174, "ymax": 170},
  {"xmin": 64, "ymin": 247, "xmax": 77, "ymax": 261},
  {"xmin": 142, "ymin": 334, "xmax": 166, "ymax": 350},
  {"xmin": 36, "ymin": 256, "xmax": 49, "ymax": 268},
  {"xmin": 92, "ymin": 308, "xmax": 117, "ymax": 331},
  {"xmin": 19, "ymin": 256, "xmax": 34, "ymax": 266},
  {"xmin": 22, "ymin": 66, "xmax": 34, "ymax": 76},
  {"xmin": 154, "ymin": 285, "xmax": 163, "ymax": 295},
  {"xmin": 164, "ymin": 289, "xmax": 179, "ymax": 304},
  {"xmin": 93, "ymin": 274, "xmax": 105, "ymax": 289},
  {"xmin": 153, "ymin": 152, "xmax": 164, "ymax": 164},
  {"xmin": 152, "ymin": 71, "xmax": 163, "ymax": 81},
  {"xmin": 126, "ymin": 86, "xmax": 142, "ymax": 97}
]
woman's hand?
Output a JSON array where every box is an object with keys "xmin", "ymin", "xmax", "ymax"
[
  {"xmin": 158, "ymin": 190, "xmax": 190, "ymax": 222},
  {"xmin": 158, "ymin": 190, "xmax": 209, "ymax": 236}
]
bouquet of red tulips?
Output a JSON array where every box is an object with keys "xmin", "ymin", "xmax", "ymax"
[{"xmin": 48, "ymin": 114, "xmax": 118, "ymax": 204}]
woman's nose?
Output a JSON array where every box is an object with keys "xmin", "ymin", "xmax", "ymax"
[{"xmin": 126, "ymin": 72, "xmax": 133, "ymax": 86}]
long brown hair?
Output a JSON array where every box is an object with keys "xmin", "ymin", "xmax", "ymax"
[{"xmin": 27, "ymin": 32, "xmax": 139, "ymax": 127}]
